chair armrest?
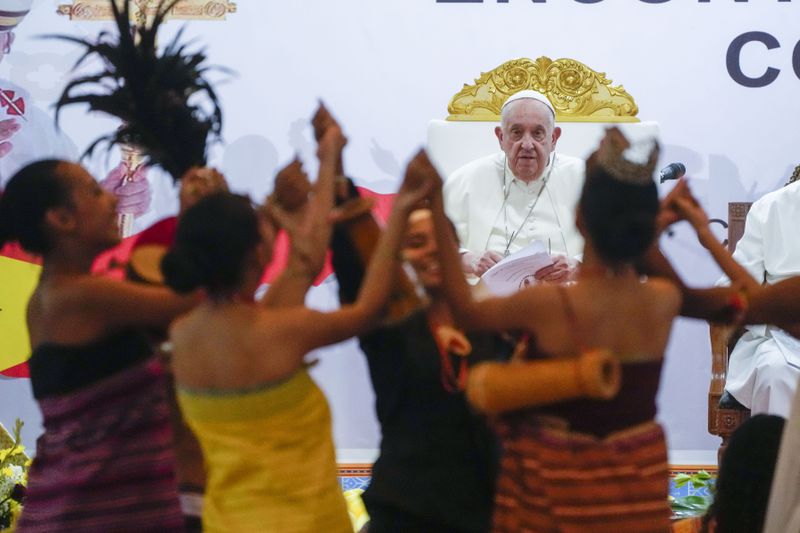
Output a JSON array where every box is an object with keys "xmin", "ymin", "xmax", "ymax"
[{"xmin": 709, "ymin": 323, "xmax": 730, "ymax": 398}]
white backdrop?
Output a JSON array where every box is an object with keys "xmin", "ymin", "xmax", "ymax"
[{"xmin": 2, "ymin": 0, "xmax": 800, "ymax": 461}]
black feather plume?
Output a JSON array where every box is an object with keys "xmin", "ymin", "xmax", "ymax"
[{"xmin": 51, "ymin": 0, "xmax": 224, "ymax": 182}]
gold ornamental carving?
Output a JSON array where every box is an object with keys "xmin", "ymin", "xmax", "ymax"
[
  {"xmin": 57, "ymin": 0, "xmax": 237, "ymax": 22},
  {"xmin": 447, "ymin": 57, "xmax": 639, "ymax": 123}
]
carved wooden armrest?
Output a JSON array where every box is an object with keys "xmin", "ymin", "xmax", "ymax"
[
  {"xmin": 709, "ymin": 322, "xmax": 734, "ymax": 435},
  {"xmin": 709, "ymin": 323, "xmax": 730, "ymax": 399},
  {"xmin": 708, "ymin": 323, "xmax": 750, "ymax": 440}
]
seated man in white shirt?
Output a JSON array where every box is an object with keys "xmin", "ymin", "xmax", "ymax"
[
  {"xmin": 723, "ymin": 175, "xmax": 800, "ymax": 417},
  {"xmin": 443, "ymin": 90, "xmax": 585, "ymax": 281}
]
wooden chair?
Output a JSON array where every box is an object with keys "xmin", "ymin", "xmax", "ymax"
[{"xmin": 708, "ymin": 202, "xmax": 752, "ymax": 464}]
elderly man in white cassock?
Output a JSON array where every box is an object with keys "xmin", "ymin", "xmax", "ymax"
[
  {"xmin": 443, "ymin": 89, "xmax": 585, "ymax": 281},
  {"xmin": 721, "ymin": 175, "xmax": 800, "ymax": 418}
]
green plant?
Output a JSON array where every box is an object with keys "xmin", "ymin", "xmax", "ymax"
[
  {"xmin": 670, "ymin": 470, "xmax": 714, "ymax": 519},
  {"xmin": 0, "ymin": 419, "xmax": 28, "ymax": 531}
]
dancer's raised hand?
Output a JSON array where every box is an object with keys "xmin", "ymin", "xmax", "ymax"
[
  {"xmin": 396, "ymin": 149, "xmax": 440, "ymax": 212},
  {"xmin": 179, "ymin": 166, "xmax": 228, "ymax": 213}
]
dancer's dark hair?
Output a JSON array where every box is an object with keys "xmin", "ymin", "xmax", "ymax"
[
  {"xmin": 161, "ymin": 192, "xmax": 261, "ymax": 295},
  {"xmin": 0, "ymin": 159, "xmax": 68, "ymax": 254},
  {"xmin": 579, "ymin": 166, "xmax": 659, "ymax": 264}
]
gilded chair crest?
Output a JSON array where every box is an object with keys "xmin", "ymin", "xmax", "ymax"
[{"xmin": 447, "ymin": 57, "xmax": 639, "ymax": 123}]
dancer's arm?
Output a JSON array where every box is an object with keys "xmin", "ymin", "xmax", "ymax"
[
  {"xmin": 638, "ymin": 182, "xmax": 756, "ymax": 322},
  {"xmin": 671, "ymin": 185, "xmax": 800, "ymax": 328},
  {"xmin": 670, "ymin": 188, "xmax": 760, "ymax": 293},
  {"xmin": 276, "ymin": 150, "xmax": 434, "ymax": 353},
  {"xmin": 262, "ymin": 104, "xmax": 342, "ymax": 307},
  {"xmin": 60, "ymin": 276, "xmax": 200, "ymax": 331},
  {"xmin": 639, "ymin": 245, "xmax": 745, "ymax": 322},
  {"xmin": 750, "ymin": 277, "xmax": 800, "ymax": 324}
]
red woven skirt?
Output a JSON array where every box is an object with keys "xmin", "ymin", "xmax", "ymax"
[{"xmin": 493, "ymin": 417, "xmax": 671, "ymax": 533}]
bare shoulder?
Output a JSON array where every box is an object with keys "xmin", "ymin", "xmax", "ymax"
[
  {"xmin": 252, "ymin": 305, "xmax": 318, "ymax": 337},
  {"xmin": 642, "ymin": 277, "xmax": 682, "ymax": 315},
  {"xmin": 50, "ymin": 275, "xmax": 197, "ymax": 334},
  {"xmin": 43, "ymin": 275, "xmax": 114, "ymax": 311},
  {"xmin": 168, "ymin": 309, "xmax": 195, "ymax": 344},
  {"xmin": 248, "ymin": 305, "xmax": 315, "ymax": 377}
]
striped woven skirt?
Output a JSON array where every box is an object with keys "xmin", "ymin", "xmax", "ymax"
[
  {"xmin": 493, "ymin": 417, "xmax": 671, "ymax": 533},
  {"xmin": 16, "ymin": 358, "xmax": 184, "ymax": 532}
]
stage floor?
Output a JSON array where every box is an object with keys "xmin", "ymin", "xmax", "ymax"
[{"xmin": 336, "ymin": 463, "xmax": 717, "ymax": 501}]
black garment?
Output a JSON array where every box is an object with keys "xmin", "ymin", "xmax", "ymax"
[
  {"xmin": 28, "ymin": 330, "xmax": 152, "ymax": 399},
  {"xmin": 366, "ymin": 498, "xmax": 477, "ymax": 533},
  {"xmin": 331, "ymin": 209, "xmax": 512, "ymax": 532},
  {"xmin": 358, "ymin": 312, "xmax": 510, "ymax": 533},
  {"xmin": 184, "ymin": 515, "xmax": 202, "ymax": 533}
]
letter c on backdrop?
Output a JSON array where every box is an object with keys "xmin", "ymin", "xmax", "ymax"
[{"xmin": 727, "ymin": 31, "xmax": 781, "ymax": 88}]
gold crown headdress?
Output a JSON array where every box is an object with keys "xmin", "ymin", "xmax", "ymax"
[{"xmin": 593, "ymin": 127, "xmax": 659, "ymax": 186}]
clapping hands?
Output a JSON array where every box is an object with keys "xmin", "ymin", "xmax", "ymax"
[
  {"xmin": 312, "ymin": 103, "xmax": 347, "ymax": 166},
  {"xmin": 178, "ymin": 166, "xmax": 228, "ymax": 214},
  {"xmin": 265, "ymin": 103, "xmax": 346, "ymax": 279},
  {"xmin": 271, "ymin": 157, "xmax": 312, "ymax": 212},
  {"xmin": 395, "ymin": 149, "xmax": 441, "ymax": 213},
  {"xmin": 266, "ymin": 158, "xmax": 328, "ymax": 278},
  {"xmin": 659, "ymin": 178, "xmax": 710, "ymax": 233}
]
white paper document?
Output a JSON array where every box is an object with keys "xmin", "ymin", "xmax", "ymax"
[{"xmin": 480, "ymin": 240, "xmax": 556, "ymax": 296}]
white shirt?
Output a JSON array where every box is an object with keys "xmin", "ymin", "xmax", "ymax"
[
  {"xmin": 732, "ymin": 180, "xmax": 800, "ymax": 286},
  {"xmin": 721, "ymin": 180, "xmax": 800, "ymax": 411},
  {"xmin": 720, "ymin": 180, "xmax": 800, "ymax": 337}
]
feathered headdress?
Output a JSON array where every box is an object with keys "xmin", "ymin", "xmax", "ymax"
[{"xmin": 51, "ymin": 0, "xmax": 224, "ymax": 182}]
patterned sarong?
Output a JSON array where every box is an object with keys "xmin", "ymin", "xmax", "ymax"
[
  {"xmin": 16, "ymin": 358, "xmax": 184, "ymax": 532},
  {"xmin": 493, "ymin": 417, "xmax": 671, "ymax": 533}
]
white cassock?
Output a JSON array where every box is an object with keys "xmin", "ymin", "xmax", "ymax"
[
  {"xmin": 723, "ymin": 180, "xmax": 800, "ymax": 417},
  {"xmin": 0, "ymin": 80, "xmax": 77, "ymax": 187},
  {"xmin": 443, "ymin": 152, "xmax": 585, "ymax": 262}
]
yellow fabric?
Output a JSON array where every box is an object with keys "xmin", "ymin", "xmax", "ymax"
[
  {"xmin": 343, "ymin": 489, "xmax": 369, "ymax": 532},
  {"xmin": 0, "ymin": 256, "xmax": 39, "ymax": 372},
  {"xmin": 177, "ymin": 370, "xmax": 352, "ymax": 533}
]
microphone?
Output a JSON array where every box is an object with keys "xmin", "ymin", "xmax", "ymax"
[{"xmin": 659, "ymin": 162, "xmax": 686, "ymax": 183}]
